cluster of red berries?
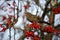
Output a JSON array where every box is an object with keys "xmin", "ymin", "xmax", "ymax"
[
  {"xmin": 6, "ymin": 18, "xmax": 12, "ymax": 26},
  {"xmin": 0, "ymin": 24, "xmax": 7, "ymax": 32},
  {"xmin": 24, "ymin": 5, "xmax": 29, "ymax": 9},
  {"xmin": 43, "ymin": 26, "xmax": 60, "ymax": 35},
  {"xmin": 25, "ymin": 31, "xmax": 40, "ymax": 40},
  {"xmin": 52, "ymin": 7, "xmax": 60, "ymax": 14},
  {"xmin": 2, "ymin": 16, "xmax": 6, "ymax": 21},
  {"xmin": 25, "ymin": 31, "xmax": 34, "ymax": 38},
  {"xmin": 43, "ymin": 26, "xmax": 54, "ymax": 33},
  {"xmin": 30, "ymin": 21, "xmax": 41, "ymax": 29}
]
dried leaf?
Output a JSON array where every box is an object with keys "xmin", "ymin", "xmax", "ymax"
[{"xmin": 25, "ymin": 12, "xmax": 41, "ymax": 22}]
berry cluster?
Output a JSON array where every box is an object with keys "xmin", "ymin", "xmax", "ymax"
[{"xmin": 52, "ymin": 7, "xmax": 60, "ymax": 14}]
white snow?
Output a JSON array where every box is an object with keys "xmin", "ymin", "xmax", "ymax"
[
  {"xmin": 54, "ymin": 14, "xmax": 60, "ymax": 26},
  {"xmin": 14, "ymin": 16, "xmax": 25, "ymax": 30},
  {"xmin": 3, "ymin": 27, "xmax": 23, "ymax": 40},
  {"xmin": 44, "ymin": 32, "xmax": 48, "ymax": 35},
  {"xmin": 24, "ymin": 37, "xmax": 31, "ymax": 40},
  {"xmin": 0, "ymin": 27, "xmax": 3, "ymax": 31},
  {"xmin": 34, "ymin": 31, "xmax": 38, "ymax": 36}
]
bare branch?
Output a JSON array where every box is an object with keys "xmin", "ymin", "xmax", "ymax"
[{"xmin": 42, "ymin": 0, "xmax": 51, "ymax": 20}]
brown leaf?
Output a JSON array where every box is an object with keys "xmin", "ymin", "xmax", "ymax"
[
  {"xmin": 25, "ymin": 12, "xmax": 41, "ymax": 22},
  {"xmin": 25, "ymin": 24, "xmax": 30, "ymax": 31}
]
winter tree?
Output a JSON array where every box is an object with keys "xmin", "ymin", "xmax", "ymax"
[{"xmin": 0, "ymin": 0, "xmax": 60, "ymax": 40}]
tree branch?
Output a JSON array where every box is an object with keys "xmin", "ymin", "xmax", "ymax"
[
  {"xmin": 42, "ymin": 0, "xmax": 51, "ymax": 20},
  {"xmin": 25, "ymin": 12, "xmax": 51, "ymax": 25}
]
